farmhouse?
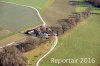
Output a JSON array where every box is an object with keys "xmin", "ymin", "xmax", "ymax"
[{"xmin": 24, "ymin": 25, "xmax": 52, "ymax": 39}]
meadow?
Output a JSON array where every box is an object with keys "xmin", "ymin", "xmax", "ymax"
[
  {"xmin": 42, "ymin": 0, "xmax": 75, "ymax": 25},
  {"xmin": 0, "ymin": 0, "xmax": 100, "ymax": 66},
  {"xmin": 40, "ymin": 15, "xmax": 100, "ymax": 66},
  {"xmin": 0, "ymin": 0, "xmax": 54, "ymax": 44},
  {"xmin": 40, "ymin": 0, "xmax": 100, "ymax": 66},
  {"xmin": 0, "ymin": 2, "xmax": 42, "ymax": 31},
  {"xmin": 1, "ymin": 0, "xmax": 54, "ymax": 12}
]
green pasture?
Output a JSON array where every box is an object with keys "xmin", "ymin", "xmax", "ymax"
[
  {"xmin": 0, "ymin": 2, "xmax": 42, "ymax": 31},
  {"xmin": 40, "ymin": 12, "xmax": 100, "ymax": 66},
  {"xmin": 1, "ymin": 0, "xmax": 54, "ymax": 12},
  {"xmin": 40, "ymin": 0, "xmax": 100, "ymax": 66},
  {"xmin": 0, "ymin": 0, "xmax": 54, "ymax": 40}
]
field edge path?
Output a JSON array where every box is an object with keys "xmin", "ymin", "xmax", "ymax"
[{"xmin": 36, "ymin": 36, "xmax": 58, "ymax": 66}]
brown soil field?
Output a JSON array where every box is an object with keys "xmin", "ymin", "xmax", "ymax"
[{"xmin": 42, "ymin": 0, "xmax": 75, "ymax": 25}]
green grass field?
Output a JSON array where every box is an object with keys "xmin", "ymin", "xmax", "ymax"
[
  {"xmin": 40, "ymin": 1, "xmax": 100, "ymax": 66},
  {"xmin": 0, "ymin": 2, "xmax": 42, "ymax": 40},
  {"xmin": 0, "ymin": 0, "xmax": 54, "ymax": 31},
  {"xmin": 0, "ymin": 2, "xmax": 42, "ymax": 31},
  {"xmin": 40, "ymin": 15, "xmax": 100, "ymax": 66},
  {"xmin": 1, "ymin": 0, "xmax": 54, "ymax": 12},
  {"xmin": 0, "ymin": 0, "xmax": 54, "ymax": 40}
]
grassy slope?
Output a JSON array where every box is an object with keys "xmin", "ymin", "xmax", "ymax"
[
  {"xmin": 23, "ymin": 38, "xmax": 55, "ymax": 66},
  {"xmin": 40, "ymin": 15, "xmax": 100, "ymax": 66},
  {"xmin": 40, "ymin": 1, "xmax": 100, "ymax": 66},
  {"xmin": 42, "ymin": 0, "xmax": 75, "ymax": 25}
]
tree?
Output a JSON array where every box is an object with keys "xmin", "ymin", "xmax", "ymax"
[
  {"xmin": 50, "ymin": 24, "xmax": 63, "ymax": 36},
  {"xmin": 87, "ymin": 0, "xmax": 100, "ymax": 7},
  {"xmin": 0, "ymin": 46, "xmax": 27, "ymax": 66},
  {"xmin": 16, "ymin": 36, "xmax": 40, "ymax": 52},
  {"xmin": 57, "ymin": 19, "xmax": 73, "ymax": 33}
]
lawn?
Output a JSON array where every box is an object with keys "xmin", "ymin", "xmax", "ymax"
[{"xmin": 39, "ymin": 0, "xmax": 100, "ymax": 66}]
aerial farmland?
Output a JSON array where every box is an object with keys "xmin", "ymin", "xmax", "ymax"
[
  {"xmin": 0, "ymin": 2, "xmax": 42, "ymax": 31},
  {"xmin": 0, "ymin": 0, "xmax": 53, "ymax": 45},
  {"xmin": 0, "ymin": 0, "xmax": 100, "ymax": 66}
]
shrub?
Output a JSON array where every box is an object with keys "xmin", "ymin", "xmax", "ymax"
[
  {"xmin": 16, "ymin": 36, "xmax": 40, "ymax": 52},
  {"xmin": 57, "ymin": 19, "xmax": 73, "ymax": 33},
  {"xmin": 50, "ymin": 24, "xmax": 63, "ymax": 36}
]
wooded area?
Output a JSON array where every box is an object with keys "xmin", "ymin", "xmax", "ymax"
[
  {"xmin": 86, "ymin": 0, "xmax": 100, "ymax": 7},
  {"xmin": 0, "ymin": 46, "xmax": 27, "ymax": 66}
]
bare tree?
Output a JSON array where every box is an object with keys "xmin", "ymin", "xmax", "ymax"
[
  {"xmin": 87, "ymin": 0, "xmax": 100, "ymax": 7},
  {"xmin": 50, "ymin": 24, "xmax": 63, "ymax": 36},
  {"xmin": 0, "ymin": 46, "xmax": 27, "ymax": 66},
  {"xmin": 16, "ymin": 36, "xmax": 40, "ymax": 52}
]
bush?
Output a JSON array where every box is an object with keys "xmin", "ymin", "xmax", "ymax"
[
  {"xmin": 16, "ymin": 36, "xmax": 40, "ymax": 52},
  {"xmin": 50, "ymin": 24, "xmax": 63, "ymax": 36},
  {"xmin": 57, "ymin": 19, "xmax": 73, "ymax": 33}
]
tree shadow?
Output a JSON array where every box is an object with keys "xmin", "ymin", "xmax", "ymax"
[
  {"xmin": 92, "ymin": 7, "xmax": 100, "ymax": 15},
  {"xmin": 69, "ymin": 0, "xmax": 100, "ymax": 15},
  {"xmin": 69, "ymin": 0, "xmax": 89, "ymax": 7},
  {"xmin": 93, "ymin": 8, "xmax": 100, "ymax": 10},
  {"xmin": 91, "ymin": 13, "xmax": 100, "ymax": 15},
  {"xmin": 86, "ymin": 1, "xmax": 100, "ymax": 8}
]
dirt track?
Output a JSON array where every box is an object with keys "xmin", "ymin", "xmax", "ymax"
[{"xmin": 42, "ymin": 0, "xmax": 75, "ymax": 25}]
